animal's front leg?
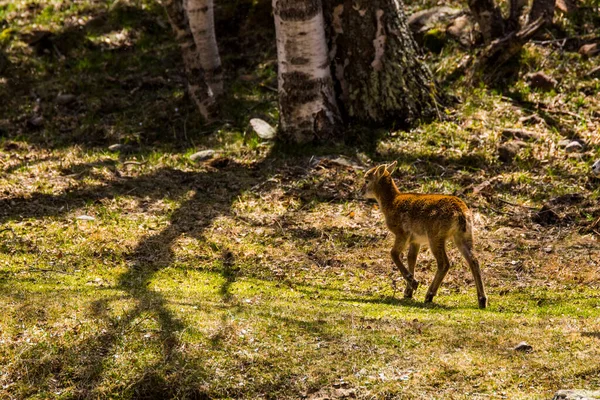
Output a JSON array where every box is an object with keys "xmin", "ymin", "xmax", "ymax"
[{"xmin": 391, "ymin": 236, "xmax": 419, "ymax": 291}]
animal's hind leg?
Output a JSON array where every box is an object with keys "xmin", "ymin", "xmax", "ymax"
[
  {"xmin": 455, "ymin": 234, "xmax": 487, "ymax": 309},
  {"xmin": 404, "ymin": 243, "xmax": 420, "ymax": 298},
  {"xmin": 425, "ymin": 238, "xmax": 450, "ymax": 304}
]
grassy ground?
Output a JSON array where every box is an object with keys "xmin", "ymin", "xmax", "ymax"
[{"xmin": 1, "ymin": 0, "xmax": 600, "ymax": 399}]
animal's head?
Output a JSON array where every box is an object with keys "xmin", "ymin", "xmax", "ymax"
[{"xmin": 362, "ymin": 161, "xmax": 398, "ymax": 199}]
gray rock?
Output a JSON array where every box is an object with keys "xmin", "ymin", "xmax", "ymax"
[
  {"xmin": 565, "ymin": 141, "xmax": 584, "ymax": 153},
  {"xmin": 108, "ymin": 143, "xmax": 134, "ymax": 153},
  {"xmin": 56, "ymin": 93, "xmax": 77, "ymax": 105},
  {"xmin": 513, "ymin": 341, "xmax": 533, "ymax": 352},
  {"xmin": 553, "ymin": 389, "xmax": 600, "ymax": 400},
  {"xmin": 592, "ymin": 160, "xmax": 600, "ymax": 175},
  {"xmin": 249, "ymin": 118, "xmax": 276, "ymax": 140},
  {"xmin": 189, "ymin": 149, "xmax": 215, "ymax": 162}
]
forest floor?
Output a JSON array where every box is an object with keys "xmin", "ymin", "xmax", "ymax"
[{"xmin": 1, "ymin": 0, "xmax": 600, "ymax": 399}]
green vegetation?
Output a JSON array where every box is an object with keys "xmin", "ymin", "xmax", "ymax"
[{"xmin": 0, "ymin": 0, "xmax": 599, "ymax": 398}]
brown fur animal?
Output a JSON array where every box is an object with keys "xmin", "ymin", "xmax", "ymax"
[{"xmin": 363, "ymin": 161, "xmax": 487, "ymax": 309}]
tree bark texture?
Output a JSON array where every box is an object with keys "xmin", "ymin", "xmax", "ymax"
[
  {"xmin": 185, "ymin": 0, "xmax": 223, "ymax": 97},
  {"xmin": 508, "ymin": 0, "xmax": 527, "ymax": 31},
  {"xmin": 528, "ymin": 0, "xmax": 556, "ymax": 26},
  {"xmin": 467, "ymin": 0, "xmax": 505, "ymax": 43},
  {"xmin": 272, "ymin": 0, "xmax": 342, "ymax": 143},
  {"xmin": 163, "ymin": 0, "xmax": 222, "ymax": 120},
  {"xmin": 323, "ymin": 0, "xmax": 441, "ymax": 127}
]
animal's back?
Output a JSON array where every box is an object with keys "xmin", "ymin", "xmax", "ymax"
[{"xmin": 385, "ymin": 193, "xmax": 471, "ymax": 239}]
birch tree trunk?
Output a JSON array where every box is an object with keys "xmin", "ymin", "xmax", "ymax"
[
  {"xmin": 272, "ymin": 0, "xmax": 342, "ymax": 144},
  {"xmin": 324, "ymin": 0, "xmax": 441, "ymax": 127},
  {"xmin": 185, "ymin": 0, "xmax": 223, "ymax": 98},
  {"xmin": 163, "ymin": 0, "xmax": 222, "ymax": 120}
]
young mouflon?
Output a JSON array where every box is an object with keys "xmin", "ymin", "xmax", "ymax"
[{"xmin": 363, "ymin": 161, "xmax": 487, "ymax": 309}]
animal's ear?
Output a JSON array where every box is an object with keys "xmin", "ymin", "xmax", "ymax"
[
  {"xmin": 386, "ymin": 160, "xmax": 398, "ymax": 175},
  {"xmin": 374, "ymin": 165, "xmax": 386, "ymax": 177}
]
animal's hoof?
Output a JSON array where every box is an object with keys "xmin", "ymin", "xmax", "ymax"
[
  {"xmin": 411, "ymin": 279, "xmax": 419, "ymax": 290},
  {"xmin": 478, "ymin": 296, "xmax": 488, "ymax": 309},
  {"xmin": 424, "ymin": 293, "xmax": 434, "ymax": 303},
  {"xmin": 403, "ymin": 289, "xmax": 413, "ymax": 299}
]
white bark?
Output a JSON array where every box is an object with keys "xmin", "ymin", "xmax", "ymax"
[
  {"xmin": 273, "ymin": 0, "xmax": 341, "ymax": 143},
  {"xmin": 162, "ymin": 0, "xmax": 221, "ymax": 120},
  {"xmin": 185, "ymin": 0, "xmax": 223, "ymax": 97}
]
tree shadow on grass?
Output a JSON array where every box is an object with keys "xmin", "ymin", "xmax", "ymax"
[
  {"xmin": 0, "ymin": 153, "xmax": 273, "ymax": 396},
  {"xmin": 1, "ymin": 145, "xmax": 373, "ymax": 397}
]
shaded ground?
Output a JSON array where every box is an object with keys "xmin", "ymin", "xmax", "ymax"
[{"xmin": 0, "ymin": 0, "xmax": 600, "ymax": 399}]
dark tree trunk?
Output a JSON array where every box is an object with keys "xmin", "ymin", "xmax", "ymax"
[
  {"xmin": 272, "ymin": 0, "xmax": 342, "ymax": 144},
  {"xmin": 467, "ymin": 0, "xmax": 505, "ymax": 43},
  {"xmin": 529, "ymin": 0, "xmax": 556, "ymax": 26},
  {"xmin": 323, "ymin": 0, "xmax": 441, "ymax": 127},
  {"xmin": 508, "ymin": 0, "xmax": 527, "ymax": 31}
]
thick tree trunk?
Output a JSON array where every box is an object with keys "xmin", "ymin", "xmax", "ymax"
[
  {"xmin": 467, "ymin": 0, "xmax": 505, "ymax": 43},
  {"xmin": 272, "ymin": 0, "xmax": 342, "ymax": 143},
  {"xmin": 529, "ymin": 0, "xmax": 556, "ymax": 26},
  {"xmin": 163, "ymin": 0, "xmax": 221, "ymax": 120},
  {"xmin": 324, "ymin": 0, "xmax": 441, "ymax": 127}
]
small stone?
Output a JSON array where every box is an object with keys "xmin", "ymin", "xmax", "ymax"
[
  {"xmin": 565, "ymin": 141, "xmax": 583, "ymax": 153},
  {"xmin": 525, "ymin": 72, "xmax": 557, "ymax": 91},
  {"xmin": 592, "ymin": 160, "xmax": 600, "ymax": 175},
  {"xmin": 498, "ymin": 141, "xmax": 526, "ymax": 163},
  {"xmin": 56, "ymin": 93, "xmax": 77, "ymax": 105},
  {"xmin": 579, "ymin": 43, "xmax": 599, "ymax": 57},
  {"xmin": 108, "ymin": 143, "xmax": 134, "ymax": 153},
  {"xmin": 189, "ymin": 149, "xmax": 215, "ymax": 162},
  {"xmin": 513, "ymin": 341, "xmax": 533, "ymax": 352},
  {"xmin": 249, "ymin": 118, "xmax": 276, "ymax": 140},
  {"xmin": 553, "ymin": 389, "xmax": 600, "ymax": 400}
]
